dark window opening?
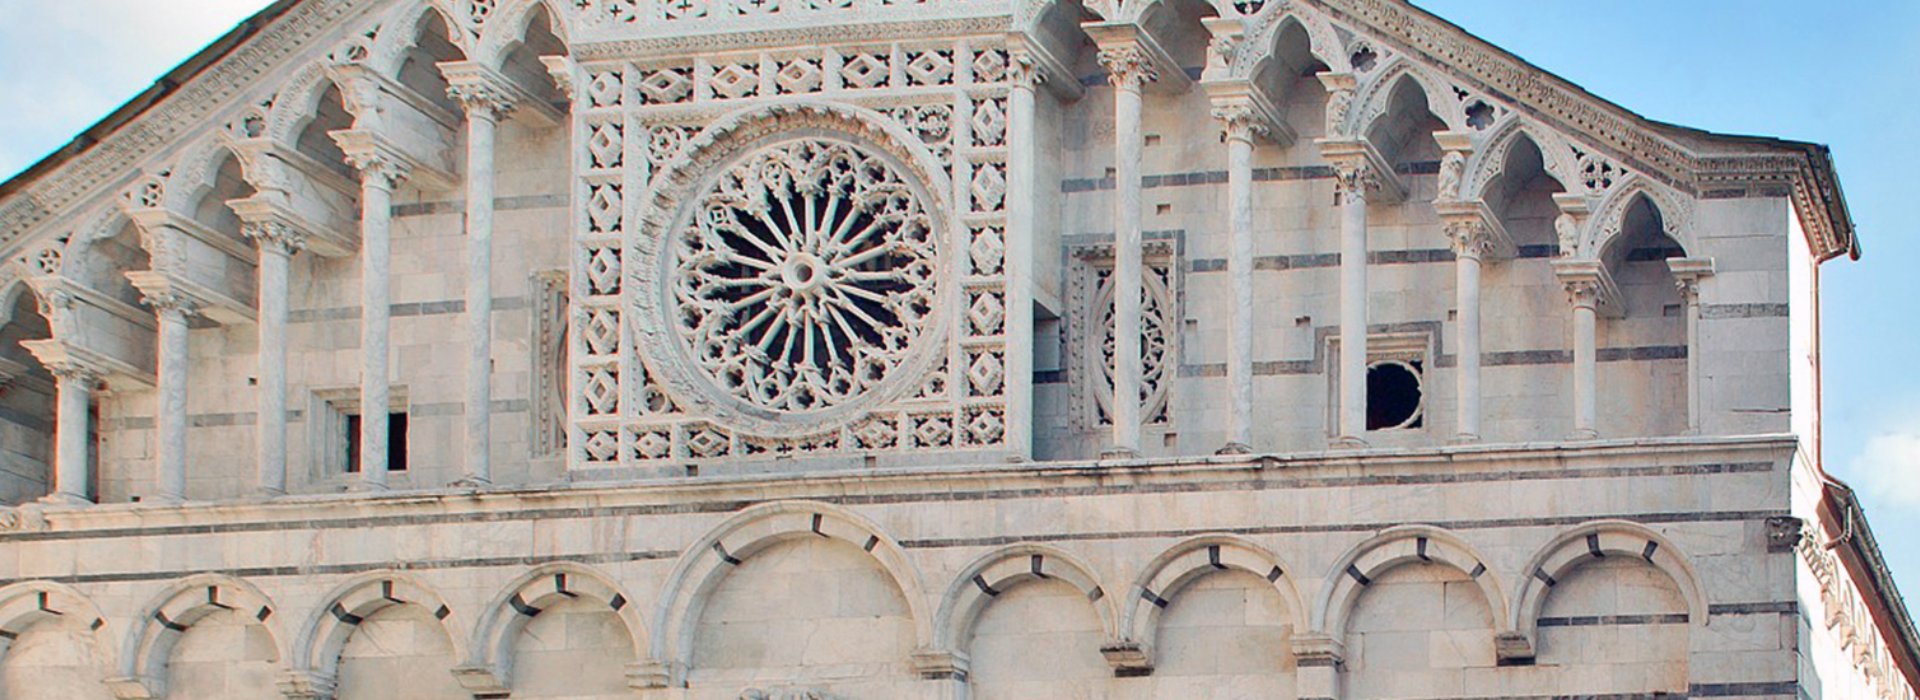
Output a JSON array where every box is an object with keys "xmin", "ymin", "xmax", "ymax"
[
  {"xmin": 345, "ymin": 412, "xmax": 409, "ymax": 473},
  {"xmin": 1366, "ymin": 360, "xmax": 1423, "ymax": 430}
]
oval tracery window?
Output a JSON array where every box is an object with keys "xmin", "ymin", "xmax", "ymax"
[{"xmin": 670, "ymin": 136, "xmax": 940, "ymax": 415}]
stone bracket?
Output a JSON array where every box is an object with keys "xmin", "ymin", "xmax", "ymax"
[
  {"xmin": 438, "ymin": 60, "xmax": 565, "ymax": 128},
  {"xmin": 124, "ymin": 207, "xmax": 259, "ymax": 268},
  {"xmin": 276, "ymin": 669, "xmax": 337, "ymax": 700},
  {"xmin": 1317, "ymin": 137, "xmax": 1407, "ymax": 204},
  {"xmin": 450, "ymin": 664, "xmax": 509, "ymax": 697},
  {"xmin": 1100, "ymin": 639, "xmax": 1153, "ymax": 676},
  {"xmin": 1203, "ymin": 78, "xmax": 1295, "ymax": 146},
  {"xmin": 1290, "ymin": 632, "xmax": 1346, "ymax": 669},
  {"xmin": 1082, "ymin": 21, "xmax": 1193, "ymax": 95},
  {"xmin": 625, "ymin": 659, "xmax": 671, "ymax": 689},
  {"xmin": 1435, "ymin": 199, "xmax": 1516, "ymax": 260},
  {"xmin": 910, "ymin": 647, "xmax": 972, "ymax": 680},
  {"xmin": 1494, "ymin": 630, "xmax": 1536, "ymax": 664},
  {"xmin": 328, "ymin": 128, "xmax": 456, "ymax": 193},
  {"xmin": 1552, "ymin": 258, "xmax": 1624, "ymax": 318}
]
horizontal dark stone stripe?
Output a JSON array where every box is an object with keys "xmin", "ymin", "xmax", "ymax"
[
  {"xmin": 288, "ymin": 296, "xmax": 530, "ymax": 324},
  {"xmin": 1537, "ymin": 612, "xmax": 1689, "ymax": 627},
  {"xmin": 1691, "ymin": 681, "xmax": 1800, "ymax": 697},
  {"xmin": 0, "ymin": 461, "xmax": 1775, "ymax": 544},
  {"xmin": 1703, "ymin": 303, "xmax": 1790, "ymax": 320},
  {"xmin": 1709, "ymin": 601, "xmax": 1797, "ymax": 615},
  {"xmin": 1191, "ymin": 245, "xmax": 1691, "ymax": 274},
  {"xmin": 1701, "ymin": 185, "xmax": 1793, "ymax": 199},
  {"xmin": 1034, "ymin": 370, "xmax": 1065, "ymax": 385},
  {"xmin": 1180, "ymin": 344, "xmax": 1687, "ymax": 378},
  {"xmin": 410, "ymin": 400, "xmax": 530, "ymax": 417},
  {"xmin": 1062, "ymin": 161, "xmax": 1438, "ymax": 193},
  {"xmin": 0, "ymin": 510, "xmax": 1782, "ymax": 587},
  {"xmin": 391, "ymin": 193, "xmax": 568, "ymax": 218},
  {"xmin": 106, "ymin": 410, "xmax": 304, "ymax": 431}
]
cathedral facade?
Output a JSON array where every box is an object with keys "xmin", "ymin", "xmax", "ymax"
[{"xmin": 0, "ymin": 0, "xmax": 1909, "ymax": 698}]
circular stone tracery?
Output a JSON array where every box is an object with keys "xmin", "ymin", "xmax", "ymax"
[{"xmin": 671, "ymin": 136, "xmax": 939, "ymax": 415}]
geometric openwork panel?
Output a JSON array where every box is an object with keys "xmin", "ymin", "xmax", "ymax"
[{"xmin": 567, "ymin": 40, "xmax": 1013, "ymax": 470}]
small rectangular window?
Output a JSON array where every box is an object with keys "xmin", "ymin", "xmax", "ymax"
[{"xmin": 344, "ymin": 412, "xmax": 409, "ymax": 473}]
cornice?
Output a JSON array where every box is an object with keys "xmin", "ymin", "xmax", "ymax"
[
  {"xmin": 0, "ymin": 0, "xmax": 374, "ymax": 257},
  {"xmin": 571, "ymin": 14, "xmax": 1012, "ymax": 63}
]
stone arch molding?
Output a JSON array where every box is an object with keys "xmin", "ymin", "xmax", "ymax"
[
  {"xmin": 470, "ymin": 0, "xmax": 573, "ymax": 69},
  {"xmin": 263, "ymin": 63, "xmax": 344, "ymax": 148},
  {"xmin": 1313, "ymin": 525, "xmax": 1511, "ymax": 640},
  {"xmin": 1231, "ymin": 6, "xmax": 1350, "ymax": 79},
  {"xmin": 1458, "ymin": 115, "xmax": 1582, "ymax": 205},
  {"xmin": 1347, "ymin": 55, "xmax": 1467, "ymax": 138},
  {"xmin": 1120, "ymin": 535, "xmax": 1309, "ymax": 665},
  {"xmin": 651, "ymin": 500, "xmax": 934, "ymax": 686},
  {"xmin": 1508, "ymin": 520, "xmax": 1709, "ymax": 656},
  {"xmin": 1586, "ymin": 174, "xmax": 1696, "ymax": 260},
  {"xmin": 933, "ymin": 544, "xmax": 1118, "ymax": 662},
  {"xmin": 629, "ymin": 100, "xmax": 958, "ymax": 437},
  {"xmin": 113, "ymin": 574, "xmax": 286, "ymax": 699},
  {"xmin": 287, "ymin": 571, "xmax": 466, "ymax": 694},
  {"xmin": 458, "ymin": 562, "xmax": 648, "ymax": 693},
  {"xmin": 0, "ymin": 580, "xmax": 117, "ymax": 698}
]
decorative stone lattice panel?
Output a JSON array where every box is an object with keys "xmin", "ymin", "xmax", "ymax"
[
  {"xmin": 568, "ymin": 40, "xmax": 1012, "ymax": 470},
  {"xmin": 1067, "ymin": 241, "xmax": 1179, "ymax": 430}
]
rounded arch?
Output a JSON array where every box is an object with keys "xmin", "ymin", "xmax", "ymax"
[
  {"xmin": 1587, "ymin": 175, "xmax": 1695, "ymax": 261},
  {"xmin": 651, "ymin": 500, "xmax": 932, "ymax": 684},
  {"xmin": 1313, "ymin": 525, "xmax": 1509, "ymax": 638},
  {"xmin": 290, "ymin": 571, "xmax": 467, "ymax": 684},
  {"xmin": 1461, "ymin": 117, "xmax": 1578, "ymax": 204},
  {"xmin": 1347, "ymin": 56, "xmax": 1464, "ymax": 138},
  {"xmin": 117, "ymin": 574, "xmax": 285, "ymax": 695},
  {"xmin": 0, "ymin": 580, "xmax": 116, "ymax": 674},
  {"xmin": 1238, "ymin": 9, "xmax": 1346, "ymax": 78},
  {"xmin": 473, "ymin": 0, "xmax": 571, "ymax": 68},
  {"xmin": 1121, "ymin": 535, "xmax": 1307, "ymax": 661},
  {"xmin": 465, "ymin": 562, "xmax": 645, "ymax": 685},
  {"xmin": 933, "ymin": 544, "xmax": 1116, "ymax": 653},
  {"xmin": 1510, "ymin": 520, "xmax": 1709, "ymax": 648}
]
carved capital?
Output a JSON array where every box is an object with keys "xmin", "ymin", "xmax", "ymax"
[
  {"xmin": 243, "ymin": 220, "xmax": 310, "ymax": 257},
  {"xmin": 45, "ymin": 361, "xmax": 102, "ymax": 387},
  {"xmin": 1329, "ymin": 159, "xmax": 1379, "ymax": 200},
  {"xmin": 1097, "ymin": 46, "xmax": 1159, "ymax": 90},
  {"xmin": 1211, "ymin": 104, "xmax": 1266, "ymax": 144},
  {"xmin": 141, "ymin": 290, "xmax": 202, "ymax": 319},
  {"xmin": 447, "ymin": 82, "xmax": 517, "ymax": 122},
  {"xmin": 1007, "ymin": 51, "xmax": 1044, "ymax": 90},
  {"xmin": 1666, "ymin": 257, "xmax": 1714, "ymax": 305},
  {"xmin": 1445, "ymin": 219, "xmax": 1493, "ymax": 260}
]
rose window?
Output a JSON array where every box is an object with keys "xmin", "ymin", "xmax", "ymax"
[{"xmin": 670, "ymin": 137, "xmax": 939, "ymax": 414}]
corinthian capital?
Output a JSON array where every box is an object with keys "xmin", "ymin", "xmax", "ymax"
[
  {"xmin": 447, "ymin": 81, "xmax": 518, "ymax": 122},
  {"xmin": 1097, "ymin": 46, "xmax": 1159, "ymax": 90},
  {"xmin": 1211, "ymin": 104, "xmax": 1267, "ymax": 144},
  {"xmin": 1008, "ymin": 51, "xmax": 1044, "ymax": 90},
  {"xmin": 243, "ymin": 220, "xmax": 310, "ymax": 257},
  {"xmin": 1329, "ymin": 159, "xmax": 1379, "ymax": 200}
]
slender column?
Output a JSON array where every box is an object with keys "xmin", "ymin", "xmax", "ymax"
[
  {"xmin": 450, "ymin": 84, "xmax": 515, "ymax": 486},
  {"xmin": 1213, "ymin": 105, "xmax": 1261, "ymax": 453},
  {"xmin": 246, "ymin": 223, "xmax": 304, "ymax": 495},
  {"xmin": 146, "ymin": 292, "xmax": 197, "ymax": 502},
  {"xmin": 1003, "ymin": 54, "xmax": 1042, "ymax": 460},
  {"xmin": 1097, "ymin": 46, "xmax": 1156, "ymax": 458},
  {"xmin": 1679, "ymin": 278, "xmax": 1702, "ymax": 434},
  {"xmin": 1448, "ymin": 220, "xmax": 1487, "ymax": 442},
  {"xmin": 45, "ymin": 364, "xmax": 99, "ymax": 504},
  {"xmin": 1565, "ymin": 280, "xmax": 1601, "ymax": 439},
  {"xmin": 347, "ymin": 157, "xmax": 409, "ymax": 490},
  {"xmin": 1332, "ymin": 161, "xmax": 1374, "ymax": 445}
]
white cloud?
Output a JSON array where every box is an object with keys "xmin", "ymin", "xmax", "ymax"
[{"xmin": 1848, "ymin": 431, "xmax": 1920, "ymax": 509}]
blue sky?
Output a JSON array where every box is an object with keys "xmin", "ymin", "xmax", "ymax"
[{"xmin": 1, "ymin": 3, "xmax": 1915, "ymax": 595}]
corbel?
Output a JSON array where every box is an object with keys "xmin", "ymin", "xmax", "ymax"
[
  {"xmin": 1006, "ymin": 31, "xmax": 1084, "ymax": 101},
  {"xmin": 228, "ymin": 193, "xmax": 356, "ymax": 259},
  {"xmin": 1434, "ymin": 199, "xmax": 1516, "ymax": 261}
]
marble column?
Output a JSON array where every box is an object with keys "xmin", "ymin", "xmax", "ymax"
[
  {"xmin": 1214, "ymin": 105, "xmax": 1263, "ymax": 453},
  {"xmin": 1564, "ymin": 278, "xmax": 1601, "ymax": 439},
  {"xmin": 1448, "ymin": 219, "xmax": 1489, "ymax": 442},
  {"xmin": 45, "ymin": 363, "xmax": 99, "ymax": 504},
  {"xmin": 1097, "ymin": 46, "xmax": 1157, "ymax": 458},
  {"xmin": 145, "ymin": 291, "xmax": 197, "ymax": 503},
  {"xmin": 1332, "ymin": 160, "xmax": 1375, "ymax": 445},
  {"xmin": 450, "ymin": 84, "xmax": 515, "ymax": 486},
  {"xmin": 246, "ymin": 223, "xmax": 304, "ymax": 496},
  {"xmin": 348, "ymin": 156, "xmax": 409, "ymax": 490},
  {"xmin": 1668, "ymin": 258, "xmax": 1713, "ymax": 435},
  {"xmin": 1004, "ymin": 53, "xmax": 1042, "ymax": 460}
]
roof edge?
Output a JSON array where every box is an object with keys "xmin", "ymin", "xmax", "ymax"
[{"xmin": 1823, "ymin": 476, "xmax": 1920, "ymax": 692}]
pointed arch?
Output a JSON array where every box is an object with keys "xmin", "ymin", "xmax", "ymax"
[
  {"xmin": 1587, "ymin": 174, "xmax": 1695, "ymax": 261},
  {"xmin": 933, "ymin": 544, "xmax": 1116, "ymax": 654},
  {"xmin": 265, "ymin": 62, "xmax": 348, "ymax": 147},
  {"xmin": 1510, "ymin": 520, "xmax": 1709, "ymax": 650},
  {"xmin": 289, "ymin": 571, "xmax": 467, "ymax": 685},
  {"xmin": 1239, "ymin": 8, "xmax": 1345, "ymax": 77},
  {"xmin": 1462, "ymin": 117, "xmax": 1578, "ymax": 204},
  {"xmin": 365, "ymin": 0, "xmax": 470, "ymax": 78},
  {"xmin": 1347, "ymin": 56, "xmax": 1463, "ymax": 138},
  {"xmin": 0, "ymin": 580, "xmax": 116, "ymax": 676},
  {"xmin": 1120, "ymin": 535, "xmax": 1307, "ymax": 662},
  {"xmin": 116, "ymin": 574, "xmax": 284, "ymax": 696},
  {"xmin": 473, "ymin": 0, "xmax": 571, "ymax": 68},
  {"xmin": 1313, "ymin": 525, "xmax": 1509, "ymax": 639},
  {"xmin": 651, "ymin": 500, "xmax": 932, "ymax": 685},
  {"xmin": 464, "ymin": 562, "xmax": 646, "ymax": 686}
]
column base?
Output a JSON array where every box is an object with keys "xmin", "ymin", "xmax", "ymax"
[
  {"xmin": 1099, "ymin": 446, "xmax": 1141, "ymax": 460},
  {"xmin": 448, "ymin": 476, "xmax": 493, "ymax": 489},
  {"xmin": 344, "ymin": 480, "xmax": 390, "ymax": 494},
  {"xmin": 38, "ymin": 493, "xmax": 91, "ymax": 507},
  {"xmin": 1566, "ymin": 428, "xmax": 1599, "ymax": 441},
  {"xmin": 1450, "ymin": 433, "xmax": 1481, "ymax": 445},
  {"xmin": 1215, "ymin": 442, "xmax": 1252, "ymax": 455},
  {"xmin": 1331, "ymin": 435, "xmax": 1369, "ymax": 449}
]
